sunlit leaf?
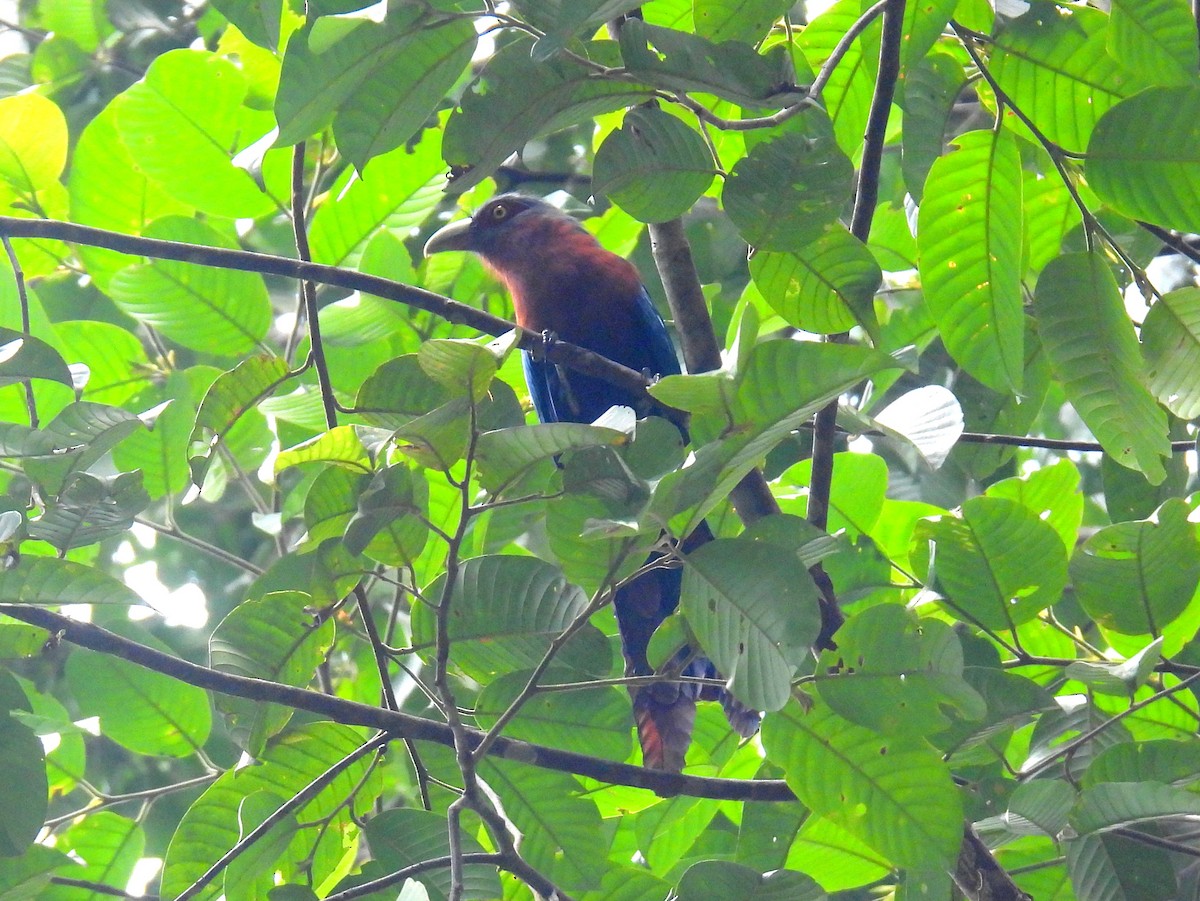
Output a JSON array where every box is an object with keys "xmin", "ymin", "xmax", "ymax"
[
  {"xmin": 1089, "ymin": 85, "xmax": 1200, "ymax": 238},
  {"xmin": 1033, "ymin": 252, "xmax": 1169, "ymax": 483},
  {"xmin": 917, "ymin": 128, "xmax": 1023, "ymax": 391},
  {"xmin": 762, "ymin": 701, "xmax": 963, "ymax": 869}
]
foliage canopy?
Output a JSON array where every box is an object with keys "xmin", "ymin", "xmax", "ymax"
[{"xmin": 1, "ymin": 0, "xmax": 1200, "ymax": 900}]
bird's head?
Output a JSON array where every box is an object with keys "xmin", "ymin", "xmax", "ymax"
[{"xmin": 423, "ymin": 194, "xmax": 584, "ymax": 270}]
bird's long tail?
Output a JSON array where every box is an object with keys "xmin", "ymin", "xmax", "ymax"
[
  {"xmin": 615, "ymin": 524, "xmax": 760, "ymax": 772},
  {"xmin": 632, "ymin": 653, "xmax": 761, "ymax": 771}
]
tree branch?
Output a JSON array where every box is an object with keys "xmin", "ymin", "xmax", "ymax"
[
  {"xmin": 0, "ymin": 607, "xmax": 796, "ymax": 797},
  {"xmin": 0, "ymin": 216, "xmax": 683, "ymax": 429}
]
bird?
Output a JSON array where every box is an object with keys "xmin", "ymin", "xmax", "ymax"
[{"xmin": 424, "ymin": 194, "xmax": 759, "ymax": 771}]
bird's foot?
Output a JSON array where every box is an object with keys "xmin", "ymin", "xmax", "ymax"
[{"xmin": 532, "ymin": 329, "xmax": 558, "ymax": 362}]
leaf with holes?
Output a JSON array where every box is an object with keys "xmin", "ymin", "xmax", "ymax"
[
  {"xmin": 762, "ymin": 701, "xmax": 963, "ymax": 869},
  {"xmin": 1071, "ymin": 498, "xmax": 1200, "ymax": 639}
]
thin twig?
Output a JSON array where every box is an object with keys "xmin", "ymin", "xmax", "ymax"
[
  {"xmin": 132, "ymin": 516, "xmax": 265, "ymax": 574},
  {"xmin": 291, "ymin": 142, "xmax": 339, "ymax": 428},
  {"xmin": 2, "ymin": 236, "xmax": 38, "ymax": 428},
  {"xmin": 175, "ymin": 733, "xmax": 390, "ymax": 901},
  {"xmin": 1020, "ymin": 671, "xmax": 1200, "ymax": 782}
]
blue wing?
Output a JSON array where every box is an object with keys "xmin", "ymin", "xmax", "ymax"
[
  {"xmin": 629, "ymin": 285, "xmax": 682, "ymax": 380},
  {"xmin": 522, "ymin": 351, "xmax": 563, "ymax": 424},
  {"xmin": 522, "ymin": 285, "xmax": 681, "ymax": 427}
]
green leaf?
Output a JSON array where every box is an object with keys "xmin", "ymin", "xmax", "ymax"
[
  {"xmin": 475, "ymin": 420, "xmax": 629, "ymax": 493},
  {"xmin": 749, "ymin": 226, "xmax": 881, "ymax": 336},
  {"xmin": 762, "ymin": 701, "xmax": 963, "ymax": 870},
  {"xmin": 0, "ymin": 327, "xmax": 72, "ymax": 389},
  {"xmin": 681, "ymin": 537, "xmax": 821, "ymax": 711},
  {"xmin": 977, "ymin": 779, "xmax": 1074, "ymax": 842},
  {"xmin": 29, "ymin": 471, "xmax": 150, "ymax": 550},
  {"xmin": 593, "ymin": 106, "xmax": 714, "ymax": 223},
  {"xmin": 1032, "ymin": 252, "xmax": 1169, "ymax": 483},
  {"xmin": 161, "ymin": 722, "xmax": 380, "ymax": 900},
  {"xmin": 443, "ymin": 39, "xmax": 650, "ymax": 191},
  {"xmin": 210, "ymin": 0, "xmax": 280, "ymax": 48},
  {"xmin": 985, "ymin": 458, "xmax": 1083, "ymax": 553},
  {"xmin": 45, "ymin": 812, "xmax": 144, "ymax": 900},
  {"xmin": 361, "ymin": 808, "xmax": 499, "ymax": 901},
  {"xmin": 225, "ymin": 792, "xmax": 298, "ymax": 901},
  {"xmin": 989, "ymin": 5, "xmax": 1149, "ymax": 152},
  {"xmin": 782, "ymin": 451, "xmax": 887, "ymax": 540},
  {"xmin": 816, "ymin": 605, "xmax": 985, "ymax": 737},
  {"xmin": 274, "ymin": 425, "xmax": 372, "ymax": 477},
  {"xmin": 0, "ymin": 845, "xmax": 73, "ymax": 899},
  {"xmin": 55, "ymin": 320, "xmax": 152, "ymax": 406},
  {"xmin": 510, "ymin": 0, "xmax": 644, "ymax": 60},
  {"xmin": 913, "ymin": 496, "xmax": 1067, "ymax": 630},
  {"xmin": 68, "ymin": 106, "xmax": 191, "ymax": 289},
  {"xmin": 676, "ymin": 861, "xmax": 825, "ymax": 901},
  {"xmin": 1024, "ymin": 166, "xmax": 1082, "ymax": 275},
  {"xmin": 1066, "ymin": 833, "xmax": 1176, "ymax": 901},
  {"xmin": 189, "ymin": 355, "xmax": 291, "ymax": 485},
  {"xmin": 112, "ymin": 49, "xmax": 276, "ymax": 218},
  {"xmin": 0, "ymin": 92, "xmax": 66, "ymax": 195},
  {"xmin": 474, "ymin": 668, "xmax": 631, "ymax": 760},
  {"xmin": 796, "ymin": 0, "xmax": 878, "ymax": 155},
  {"xmin": 1142, "ymin": 287, "xmax": 1200, "ymax": 419},
  {"xmin": 478, "ymin": 759, "xmax": 607, "ymax": 890},
  {"xmin": 0, "ymin": 557, "xmax": 143, "ymax": 606},
  {"xmin": 917, "ymin": 128, "xmax": 1023, "ymax": 391},
  {"xmin": 899, "ymin": 51, "xmax": 966, "ymax": 200},
  {"xmin": 417, "ymin": 338, "xmax": 500, "ymax": 399},
  {"xmin": 1070, "ymin": 498, "xmax": 1200, "ymax": 637},
  {"xmin": 899, "ymin": 0, "xmax": 957, "ymax": 69},
  {"xmin": 1085, "ymin": 739, "xmax": 1200, "ymax": 787},
  {"xmin": 411, "ymin": 554, "xmax": 607, "ymax": 682},
  {"xmin": 651, "ymin": 342, "xmax": 900, "ymax": 532},
  {"xmin": 112, "ymin": 373, "xmax": 198, "ymax": 499},
  {"xmin": 276, "ymin": 11, "xmax": 476, "ymax": 169},
  {"xmin": 1087, "ymin": 86, "xmax": 1200, "ymax": 233},
  {"xmin": 308, "ymin": 131, "xmax": 445, "ymax": 268},
  {"xmin": 723, "ymin": 128, "xmax": 854, "ymax": 252},
  {"xmin": 108, "ymin": 216, "xmax": 271, "ymax": 356},
  {"xmin": 354, "ymin": 354, "xmax": 453, "ymax": 429},
  {"xmin": 579, "ymin": 867, "xmax": 672, "ymax": 901},
  {"xmin": 619, "ymin": 19, "xmax": 798, "ymax": 105},
  {"xmin": 1073, "ymin": 780, "xmax": 1200, "ymax": 835},
  {"xmin": 870, "ymin": 385, "xmax": 964, "ymax": 469},
  {"xmin": 66, "ymin": 645, "xmax": 211, "ymax": 757},
  {"xmin": 1066, "ymin": 637, "xmax": 1163, "ymax": 697},
  {"xmin": 692, "ymin": 0, "xmax": 792, "ymax": 44},
  {"xmin": 0, "ymin": 711, "xmax": 45, "ymax": 856},
  {"xmin": 210, "ymin": 591, "xmax": 335, "ymax": 755},
  {"xmin": 1109, "ymin": 0, "xmax": 1198, "ymax": 87},
  {"xmin": 340, "ymin": 464, "xmax": 429, "ymax": 565}
]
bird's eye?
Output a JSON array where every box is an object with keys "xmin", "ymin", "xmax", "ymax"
[{"xmin": 490, "ymin": 203, "xmax": 509, "ymax": 222}]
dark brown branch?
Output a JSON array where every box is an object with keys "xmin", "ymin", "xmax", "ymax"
[
  {"xmin": 952, "ymin": 824, "xmax": 1032, "ymax": 901},
  {"xmin": 0, "ymin": 604, "xmax": 795, "ymax": 802},
  {"xmin": 0, "ymin": 216, "xmax": 681, "ymax": 427}
]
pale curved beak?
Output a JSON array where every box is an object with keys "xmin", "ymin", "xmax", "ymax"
[{"xmin": 423, "ymin": 218, "xmax": 474, "ymax": 256}]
